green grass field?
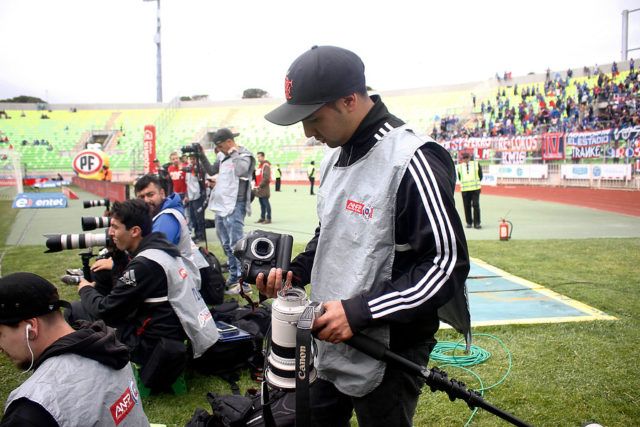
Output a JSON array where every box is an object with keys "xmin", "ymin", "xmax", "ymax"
[{"xmin": 0, "ymin": 191, "xmax": 638, "ymax": 426}]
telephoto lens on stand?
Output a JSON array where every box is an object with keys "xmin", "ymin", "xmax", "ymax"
[
  {"xmin": 81, "ymin": 216, "xmax": 111, "ymax": 231},
  {"xmin": 83, "ymin": 198, "xmax": 110, "ymax": 209},
  {"xmin": 43, "ymin": 230, "xmax": 112, "ymax": 253}
]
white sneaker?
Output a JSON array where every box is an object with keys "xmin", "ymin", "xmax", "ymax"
[{"xmin": 60, "ymin": 274, "xmax": 82, "ymax": 285}]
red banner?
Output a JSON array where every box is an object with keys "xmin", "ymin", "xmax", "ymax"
[
  {"xmin": 542, "ymin": 133, "xmax": 565, "ymax": 160},
  {"xmin": 143, "ymin": 125, "xmax": 157, "ymax": 174}
]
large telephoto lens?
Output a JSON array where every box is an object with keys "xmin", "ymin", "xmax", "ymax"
[
  {"xmin": 83, "ymin": 198, "xmax": 110, "ymax": 209},
  {"xmin": 44, "ymin": 231, "xmax": 108, "ymax": 253},
  {"xmin": 81, "ymin": 216, "xmax": 111, "ymax": 231}
]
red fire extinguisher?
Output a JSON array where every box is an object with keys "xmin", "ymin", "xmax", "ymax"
[{"xmin": 499, "ymin": 218, "xmax": 513, "ymax": 241}]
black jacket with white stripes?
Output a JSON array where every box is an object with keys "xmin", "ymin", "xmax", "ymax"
[{"xmin": 289, "ymin": 95, "xmax": 470, "ymax": 352}]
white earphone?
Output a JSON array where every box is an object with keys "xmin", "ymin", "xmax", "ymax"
[{"xmin": 25, "ymin": 324, "xmax": 32, "ymax": 336}]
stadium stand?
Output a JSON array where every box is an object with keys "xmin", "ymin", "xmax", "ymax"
[{"xmin": 0, "ymin": 60, "xmax": 638, "ymax": 189}]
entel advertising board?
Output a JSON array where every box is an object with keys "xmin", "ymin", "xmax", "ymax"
[{"xmin": 12, "ymin": 193, "xmax": 67, "ymax": 209}]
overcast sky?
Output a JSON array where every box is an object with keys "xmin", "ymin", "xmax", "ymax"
[{"xmin": 1, "ymin": 0, "xmax": 639, "ymax": 104}]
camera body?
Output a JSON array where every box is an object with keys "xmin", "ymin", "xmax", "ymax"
[
  {"xmin": 181, "ymin": 143, "xmax": 200, "ymax": 156},
  {"xmin": 233, "ymin": 230, "xmax": 293, "ymax": 284}
]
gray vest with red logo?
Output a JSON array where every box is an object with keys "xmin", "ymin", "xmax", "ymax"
[
  {"xmin": 5, "ymin": 353, "xmax": 149, "ymax": 426},
  {"xmin": 310, "ymin": 125, "xmax": 425, "ymax": 397},
  {"xmin": 154, "ymin": 207, "xmax": 209, "ymax": 271},
  {"xmin": 136, "ymin": 248, "xmax": 218, "ymax": 358}
]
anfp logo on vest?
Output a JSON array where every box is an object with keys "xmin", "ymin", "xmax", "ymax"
[
  {"xmin": 345, "ymin": 199, "xmax": 373, "ymax": 219},
  {"xmin": 72, "ymin": 150, "xmax": 104, "ymax": 175}
]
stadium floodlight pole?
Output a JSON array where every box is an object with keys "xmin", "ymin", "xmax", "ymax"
[
  {"xmin": 144, "ymin": 0, "xmax": 163, "ymax": 103},
  {"xmin": 621, "ymin": 8, "xmax": 640, "ymax": 61}
]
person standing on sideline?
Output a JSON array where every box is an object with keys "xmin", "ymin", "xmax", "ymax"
[
  {"xmin": 274, "ymin": 163, "xmax": 282, "ymax": 191},
  {"xmin": 260, "ymin": 45, "xmax": 470, "ymax": 427},
  {"xmin": 456, "ymin": 152, "xmax": 483, "ymax": 229},
  {"xmin": 168, "ymin": 151, "xmax": 187, "ymax": 201},
  {"xmin": 101, "ymin": 165, "xmax": 112, "ymax": 182},
  {"xmin": 254, "ymin": 151, "xmax": 272, "ymax": 224},
  {"xmin": 198, "ymin": 128, "xmax": 255, "ymax": 295},
  {"xmin": 0, "ymin": 272, "xmax": 149, "ymax": 426},
  {"xmin": 307, "ymin": 160, "xmax": 316, "ymax": 195}
]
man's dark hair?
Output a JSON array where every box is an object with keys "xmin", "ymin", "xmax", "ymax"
[
  {"xmin": 257, "ymin": 151, "xmax": 265, "ymax": 157},
  {"xmin": 134, "ymin": 174, "xmax": 164, "ymax": 195},
  {"xmin": 111, "ymin": 199, "xmax": 153, "ymax": 236}
]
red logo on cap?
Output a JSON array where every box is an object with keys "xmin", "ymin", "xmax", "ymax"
[{"xmin": 284, "ymin": 77, "xmax": 293, "ymax": 100}]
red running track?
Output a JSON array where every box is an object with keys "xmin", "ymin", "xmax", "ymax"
[{"xmin": 475, "ymin": 185, "xmax": 640, "ymax": 217}]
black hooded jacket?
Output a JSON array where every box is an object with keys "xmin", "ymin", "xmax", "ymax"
[
  {"xmin": 1, "ymin": 321, "xmax": 129, "ymax": 427},
  {"xmin": 288, "ymin": 95, "xmax": 470, "ymax": 353},
  {"xmin": 79, "ymin": 232, "xmax": 187, "ymax": 363}
]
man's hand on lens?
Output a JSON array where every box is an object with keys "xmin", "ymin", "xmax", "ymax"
[
  {"xmin": 313, "ymin": 300, "xmax": 353, "ymax": 344},
  {"xmin": 256, "ymin": 268, "xmax": 292, "ymax": 299}
]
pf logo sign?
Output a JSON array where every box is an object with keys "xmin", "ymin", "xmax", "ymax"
[{"xmin": 72, "ymin": 150, "xmax": 108, "ymax": 180}]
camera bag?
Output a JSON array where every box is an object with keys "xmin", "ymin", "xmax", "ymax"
[
  {"xmin": 184, "ymin": 387, "xmax": 295, "ymax": 427},
  {"xmin": 198, "ymin": 246, "xmax": 226, "ymax": 305},
  {"xmin": 190, "ymin": 301, "xmax": 270, "ymax": 388}
]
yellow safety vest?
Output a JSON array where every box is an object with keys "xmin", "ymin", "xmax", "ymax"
[{"xmin": 457, "ymin": 160, "xmax": 481, "ymax": 192}]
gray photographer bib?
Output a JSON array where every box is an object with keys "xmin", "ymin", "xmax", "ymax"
[
  {"xmin": 154, "ymin": 207, "xmax": 209, "ymax": 271},
  {"xmin": 310, "ymin": 124, "xmax": 425, "ymax": 397},
  {"xmin": 137, "ymin": 248, "xmax": 219, "ymax": 358}
]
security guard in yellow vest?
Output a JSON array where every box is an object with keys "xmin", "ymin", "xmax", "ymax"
[
  {"xmin": 456, "ymin": 152, "xmax": 482, "ymax": 229},
  {"xmin": 275, "ymin": 163, "xmax": 282, "ymax": 191},
  {"xmin": 307, "ymin": 160, "xmax": 316, "ymax": 195}
]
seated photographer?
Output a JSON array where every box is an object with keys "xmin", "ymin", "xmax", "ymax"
[
  {"xmin": 134, "ymin": 174, "xmax": 208, "ymax": 272},
  {"xmin": 0, "ymin": 272, "xmax": 149, "ymax": 426},
  {"xmin": 77, "ymin": 199, "xmax": 218, "ymax": 388}
]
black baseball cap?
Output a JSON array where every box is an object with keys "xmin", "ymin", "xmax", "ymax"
[
  {"xmin": 0, "ymin": 273, "xmax": 70, "ymax": 324},
  {"xmin": 212, "ymin": 128, "xmax": 239, "ymax": 145},
  {"xmin": 265, "ymin": 45, "xmax": 367, "ymax": 126}
]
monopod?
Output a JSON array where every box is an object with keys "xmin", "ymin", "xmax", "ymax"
[{"xmin": 346, "ymin": 334, "xmax": 533, "ymax": 427}]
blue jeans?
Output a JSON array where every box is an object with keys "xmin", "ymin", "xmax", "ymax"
[
  {"xmin": 188, "ymin": 197, "xmax": 206, "ymax": 240},
  {"xmin": 215, "ymin": 201, "xmax": 246, "ymax": 285},
  {"xmin": 258, "ymin": 197, "xmax": 271, "ymax": 220}
]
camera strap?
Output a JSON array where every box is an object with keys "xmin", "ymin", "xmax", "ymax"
[{"xmin": 295, "ymin": 306, "xmax": 315, "ymax": 427}]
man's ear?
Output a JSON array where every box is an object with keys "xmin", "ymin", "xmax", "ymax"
[
  {"xmin": 341, "ymin": 93, "xmax": 359, "ymax": 112},
  {"xmin": 130, "ymin": 225, "xmax": 143, "ymax": 238}
]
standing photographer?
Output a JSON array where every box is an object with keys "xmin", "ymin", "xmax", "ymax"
[
  {"xmin": 198, "ymin": 128, "xmax": 255, "ymax": 294},
  {"xmin": 185, "ymin": 154, "xmax": 206, "ymax": 242},
  {"xmin": 260, "ymin": 46, "xmax": 470, "ymax": 426}
]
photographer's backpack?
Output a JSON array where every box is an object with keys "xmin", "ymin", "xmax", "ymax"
[
  {"xmin": 189, "ymin": 301, "xmax": 270, "ymax": 390},
  {"xmin": 198, "ymin": 246, "xmax": 226, "ymax": 305}
]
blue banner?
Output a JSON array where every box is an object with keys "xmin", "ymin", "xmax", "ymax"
[
  {"xmin": 565, "ymin": 129, "xmax": 613, "ymax": 147},
  {"xmin": 12, "ymin": 193, "xmax": 68, "ymax": 209}
]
